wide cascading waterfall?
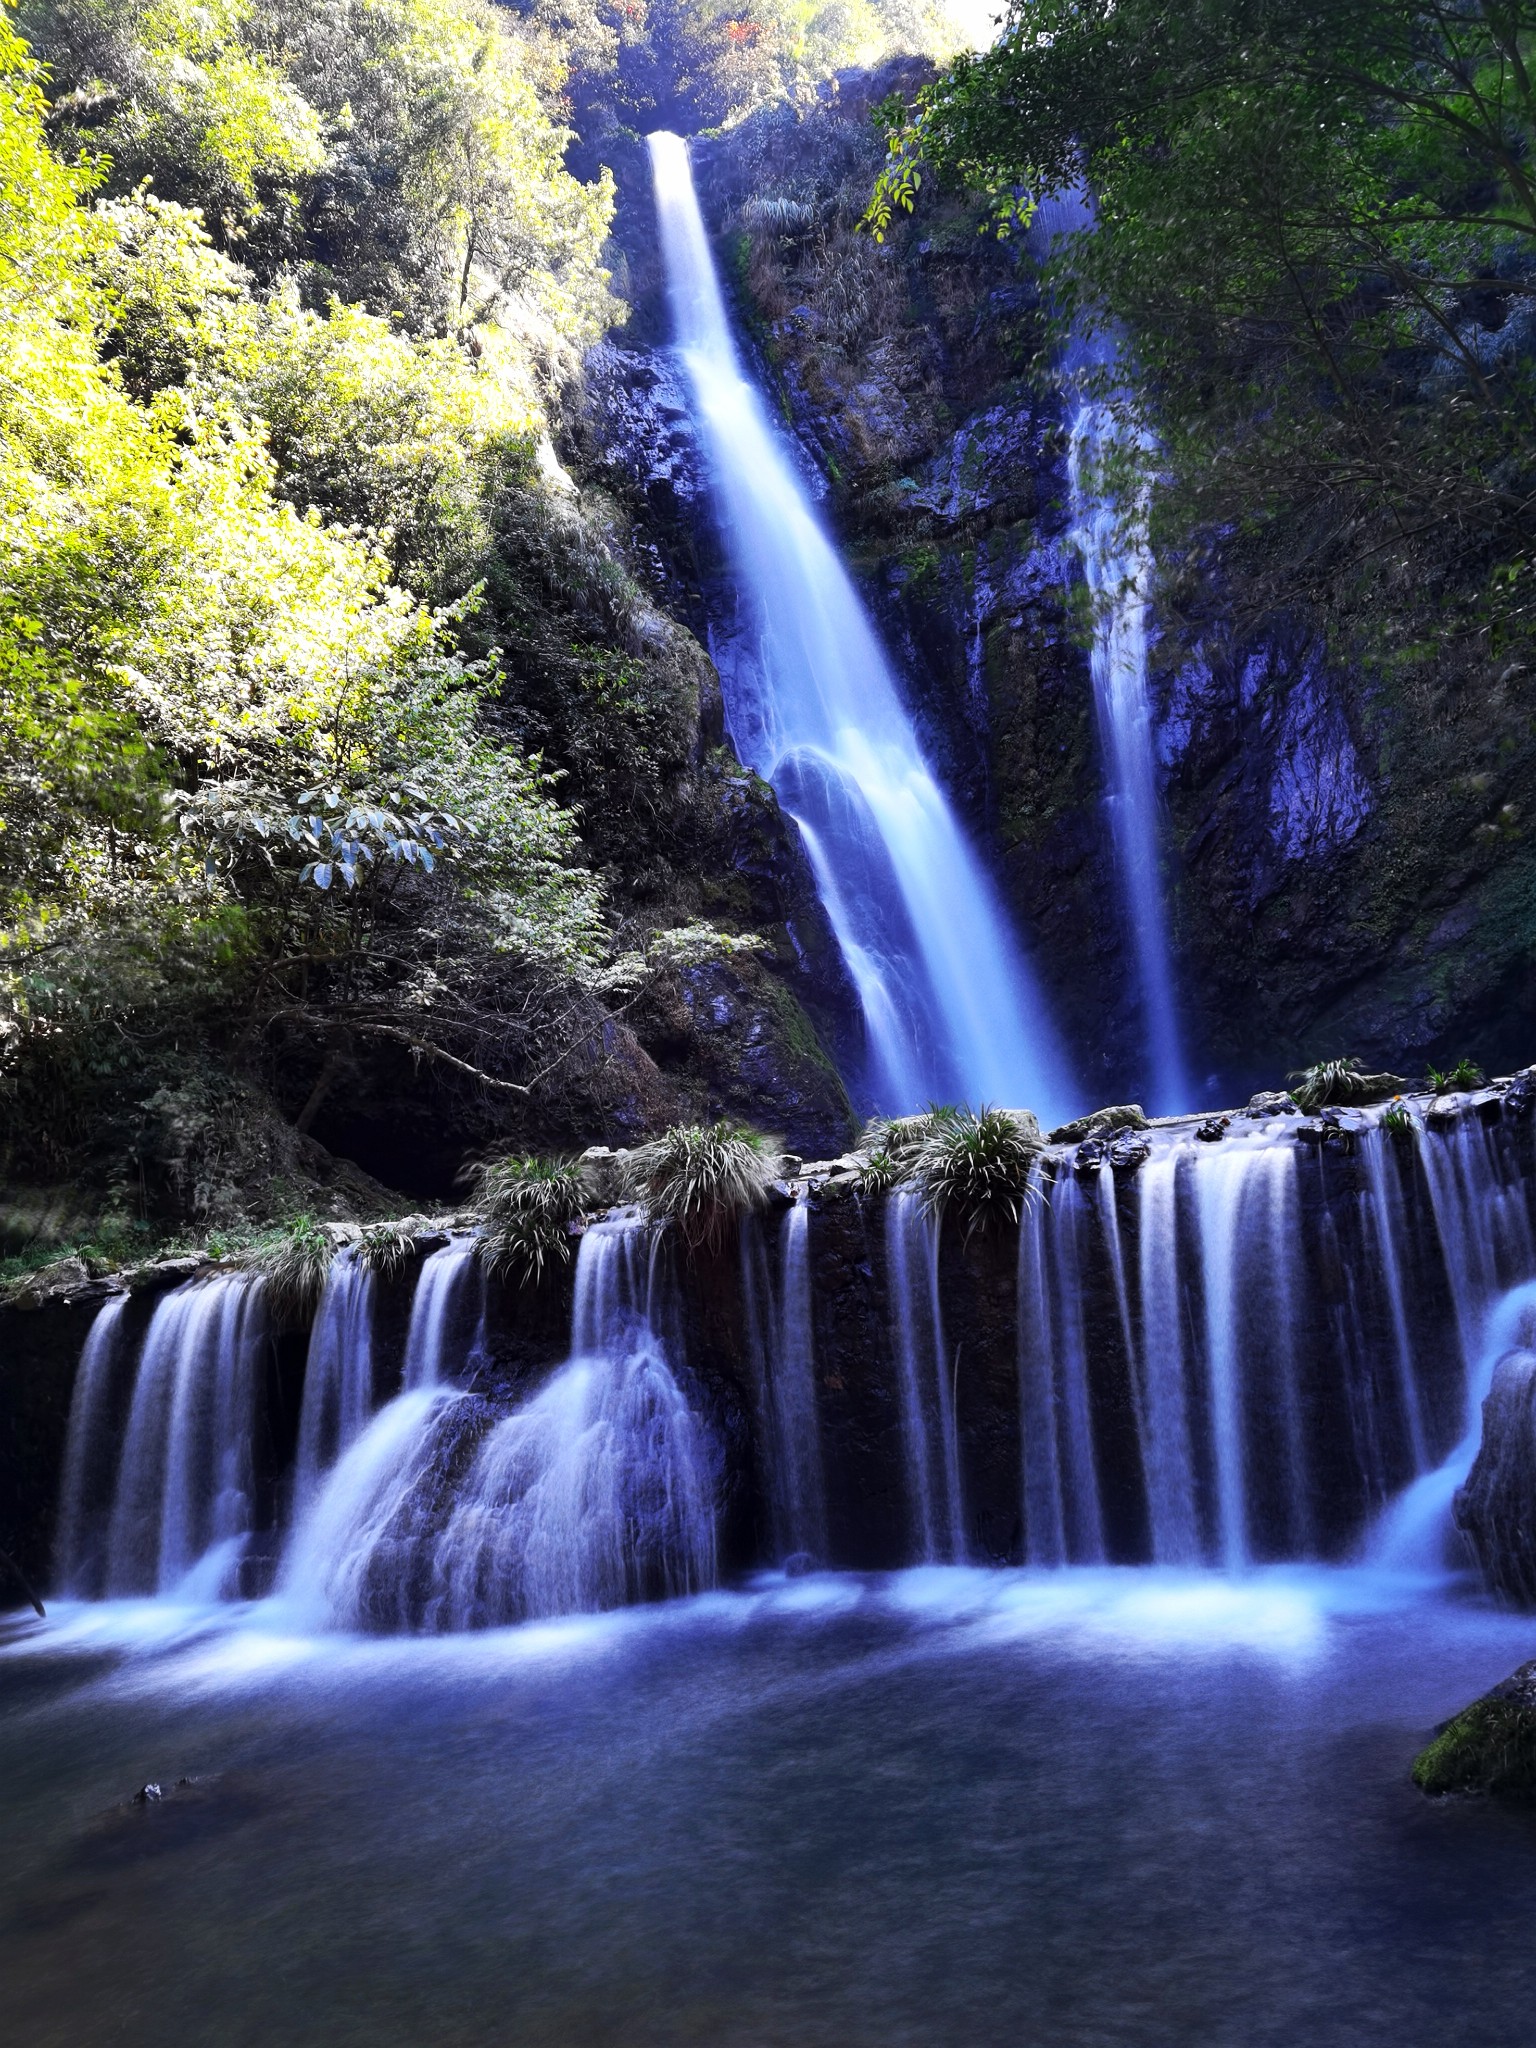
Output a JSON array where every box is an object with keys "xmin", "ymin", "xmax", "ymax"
[
  {"xmin": 1368, "ymin": 1113, "xmax": 1536, "ymax": 1564},
  {"xmin": 98, "ymin": 1274, "xmax": 267, "ymax": 1598},
  {"xmin": 53, "ymin": 1294, "xmax": 130, "ymax": 1596},
  {"xmin": 648, "ymin": 130, "xmax": 1072, "ymax": 1119},
  {"xmin": 281, "ymin": 1213, "xmax": 717, "ymax": 1631},
  {"xmin": 401, "ymin": 1237, "xmax": 478, "ymax": 1389},
  {"xmin": 741, "ymin": 1200, "xmax": 828, "ymax": 1564},
  {"xmin": 887, "ymin": 1188, "xmax": 965, "ymax": 1562},
  {"xmin": 1004, "ymin": 1101, "xmax": 1536, "ymax": 1569},
  {"xmin": 1017, "ymin": 1167, "xmax": 1105, "ymax": 1564},
  {"xmin": 1034, "ymin": 185, "xmax": 1188, "ymax": 1112},
  {"xmin": 293, "ymin": 1251, "xmax": 376, "ymax": 1515}
]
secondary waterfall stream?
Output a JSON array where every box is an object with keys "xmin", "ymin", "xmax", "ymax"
[
  {"xmin": 1035, "ymin": 186, "xmax": 1189, "ymax": 1111},
  {"xmin": 648, "ymin": 130, "xmax": 1072, "ymax": 1119}
]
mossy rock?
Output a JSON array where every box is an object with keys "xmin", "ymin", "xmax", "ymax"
[{"xmin": 1413, "ymin": 1662, "xmax": 1536, "ymax": 1799}]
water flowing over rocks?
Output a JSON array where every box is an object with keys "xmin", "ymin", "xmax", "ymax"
[{"xmin": 11, "ymin": 1085, "xmax": 1536, "ymax": 1619}]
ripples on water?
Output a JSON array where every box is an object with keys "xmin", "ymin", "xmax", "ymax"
[{"xmin": 3, "ymin": 1568, "xmax": 1536, "ymax": 2047}]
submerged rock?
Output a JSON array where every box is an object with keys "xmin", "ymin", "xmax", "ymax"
[{"xmin": 1413, "ymin": 1662, "xmax": 1536, "ymax": 1800}]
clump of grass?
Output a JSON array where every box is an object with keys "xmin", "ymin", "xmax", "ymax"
[
  {"xmin": 254, "ymin": 1213, "xmax": 335, "ymax": 1326},
  {"xmin": 1427, "ymin": 1057, "xmax": 1485, "ymax": 1092},
  {"xmin": 1289, "ymin": 1056, "xmax": 1367, "ymax": 1111},
  {"xmin": 854, "ymin": 1148, "xmax": 904, "ymax": 1196},
  {"xmin": 1288, "ymin": 1056, "xmax": 1411, "ymax": 1112},
  {"xmin": 355, "ymin": 1219, "xmax": 419, "ymax": 1279},
  {"xmin": 860, "ymin": 1107, "xmax": 958, "ymax": 1159},
  {"xmin": 1382, "ymin": 1100, "xmax": 1417, "ymax": 1141},
  {"xmin": 625, "ymin": 1121, "xmax": 782, "ymax": 1252},
  {"xmin": 909, "ymin": 1106, "xmax": 1044, "ymax": 1240},
  {"xmin": 471, "ymin": 1156, "xmax": 585, "ymax": 1287}
]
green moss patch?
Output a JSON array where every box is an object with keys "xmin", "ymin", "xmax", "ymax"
[{"xmin": 1413, "ymin": 1664, "xmax": 1536, "ymax": 1799}]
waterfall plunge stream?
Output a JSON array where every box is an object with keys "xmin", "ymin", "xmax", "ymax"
[{"xmin": 648, "ymin": 131, "xmax": 1071, "ymax": 1119}]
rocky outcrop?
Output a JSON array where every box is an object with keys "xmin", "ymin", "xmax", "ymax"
[
  {"xmin": 1456, "ymin": 1344, "xmax": 1536, "ymax": 1603},
  {"xmin": 1414, "ymin": 1661, "xmax": 1536, "ymax": 1799},
  {"xmin": 590, "ymin": 69, "xmax": 1536, "ymax": 1098}
]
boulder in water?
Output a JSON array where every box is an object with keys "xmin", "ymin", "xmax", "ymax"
[
  {"xmin": 1413, "ymin": 1661, "xmax": 1536, "ymax": 1800},
  {"xmin": 1454, "ymin": 1345, "xmax": 1536, "ymax": 1604},
  {"xmin": 1195, "ymin": 1116, "xmax": 1230, "ymax": 1142}
]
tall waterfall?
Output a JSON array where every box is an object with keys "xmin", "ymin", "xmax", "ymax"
[
  {"xmin": 1036, "ymin": 186, "xmax": 1189, "ymax": 1111},
  {"xmin": 648, "ymin": 130, "xmax": 1072, "ymax": 1120}
]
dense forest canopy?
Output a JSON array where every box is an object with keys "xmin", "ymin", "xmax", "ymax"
[
  {"xmin": 0, "ymin": 0, "xmax": 972, "ymax": 1238},
  {"xmin": 873, "ymin": 0, "xmax": 1536, "ymax": 658}
]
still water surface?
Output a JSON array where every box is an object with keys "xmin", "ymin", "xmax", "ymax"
[{"xmin": 3, "ymin": 1568, "xmax": 1535, "ymax": 2046}]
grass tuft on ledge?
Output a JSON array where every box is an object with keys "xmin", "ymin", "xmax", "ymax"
[{"xmin": 626, "ymin": 1122, "xmax": 782, "ymax": 1253}]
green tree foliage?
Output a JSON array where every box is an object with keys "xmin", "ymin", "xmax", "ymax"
[
  {"xmin": 571, "ymin": 0, "xmax": 969, "ymax": 136},
  {"xmin": 21, "ymin": 0, "xmax": 619, "ymax": 340},
  {"xmin": 871, "ymin": 1, "xmax": 1536, "ymax": 646},
  {"xmin": 0, "ymin": 0, "xmax": 744, "ymax": 1204}
]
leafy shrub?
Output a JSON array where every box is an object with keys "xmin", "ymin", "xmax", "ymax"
[
  {"xmin": 909, "ymin": 1106, "xmax": 1043, "ymax": 1239},
  {"xmin": 625, "ymin": 1121, "xmax": 782, "ymax": 1253},
  {"xmin": 472, "ymin": 1154, "xmax": 584, "ymax": 1285}
]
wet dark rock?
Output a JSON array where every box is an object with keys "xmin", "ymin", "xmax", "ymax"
[
  {"xmin": 1243, "ymin": 1091, "xmax": 1299, "ymax": 1118},
  {"xmin": 1195, "ymin": 1117, "xmax": 1231, "ymax": 1142},
  {"xmin": 1296, "ymin": 1119, "xmax": 1357, "ymax": 1153},
  {"xmin": 1505, "ymin": 1068, "xmax": 1536, "ymax": 1119},
  {"xmin": 1108, "ymin": 1132, "xmax": 1152, "ymax": 1175},
  {"xmin": 1413, "ymin": 1661, "xmax": 1536, "ymax": 1799},
  {"xmin": 1072, "ymin": 1138, "xmax": 1109, "ymax": 1173},
  {"xmin": 6, "ymin": 1258, "xmax": 94, "ymax": 1309},
  {"xmin": 1049, "ymin": 1105, "xmax": 1149, "ymax": 1145},
  {"xmin": 576, "ymin": 1146, "xmax": 629, "ymax": 1209},
  {"xmin": 1426, "ymin": 1096, "xmax": 1462, "ymax": 1130},
  {"xmin": 1455, "ymin": 1344, "xmax": 1536, "ymax": 1605},
  {"xmin": 133, "ymin": 1784, "xmax": 163, "ymax": 1805},
  {"xmin": 1475, "ymin": 1091, "xmax": 1506, "ymax": 1126}
]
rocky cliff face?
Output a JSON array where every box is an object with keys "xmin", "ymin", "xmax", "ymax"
[{"xmin": 587, "ymin": 66, "xmax": 1536, "ymax": 1103}]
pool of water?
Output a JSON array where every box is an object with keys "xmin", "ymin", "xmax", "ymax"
[{"xmin": 3, "ymin": 1568, "xmax": 1535, "ymax": 2046}]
